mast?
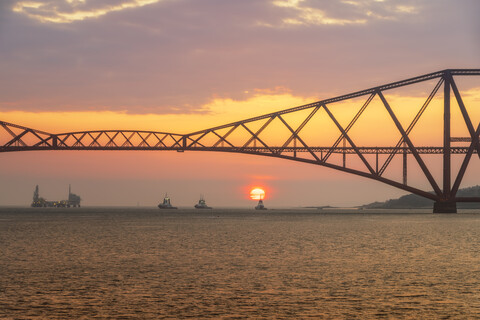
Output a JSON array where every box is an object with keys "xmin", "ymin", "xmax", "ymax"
[{"xmin": 33, "ymin": 185, "xmax": 39, "ymax": 201}]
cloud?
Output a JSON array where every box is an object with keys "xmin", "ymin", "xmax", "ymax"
[
  {"xmin": 12, "ymin": 0, "xmax": 163, "ymax": 23},
  {"xmin": 269, "ymin": 0, "xmax": 419, "ymax": 26},
  {"xmin": 1, "ymin": 0, "xmax": 478, "ymax": 116},
  {"xmin": 12, "ymin": 0, "xmax": 420, "ymax": 26}
]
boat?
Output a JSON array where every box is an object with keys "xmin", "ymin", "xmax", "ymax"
[
  {"xmin": 194, "ymin": 195, "xmax": 212, "ymax": 209},
  {"xmin": 255, "ymin": 199, "xmax": 267, "ymax": 210},
  {"xmin": 158, "ymin": 194, "xmax": 177, "ymax": 209}
]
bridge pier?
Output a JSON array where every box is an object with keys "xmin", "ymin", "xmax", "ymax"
[{"xmin": 433, "ymin": 201, "xmax": 457, "ymax": 213}]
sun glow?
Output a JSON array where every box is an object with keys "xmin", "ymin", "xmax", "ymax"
[{"xmin": 250, "ymin": 188, "xmax": 266, "ymax": 200}]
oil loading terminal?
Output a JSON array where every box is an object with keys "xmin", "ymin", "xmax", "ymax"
[{"xmin": 31, "ymin": 185, "xmax": 81, "ymax": 207}]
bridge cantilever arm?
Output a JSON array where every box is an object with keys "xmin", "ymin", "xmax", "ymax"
[{"xmin": 185, "ymin": 70, "xmax": 479, "ymax": 140}]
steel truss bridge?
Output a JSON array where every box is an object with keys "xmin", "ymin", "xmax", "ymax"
[{"xmin": 2, "ymin": 69, "xmax": 480, "ymax": 212}]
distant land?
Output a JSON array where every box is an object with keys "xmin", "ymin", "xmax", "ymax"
[
  {"xmin": 361, "ymin": 185, "xmax": 480, "ymax": 209},
  {"xmin": 305, "ymin": 185, "xmax": 480, "ymax": 210}
]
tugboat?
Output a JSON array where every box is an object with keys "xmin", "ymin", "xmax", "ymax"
[
  {"xmin": 255, "ymin": 199, "xmax": 267, "ymax": 210},
  {"xmin": 158, "ymin": 194, "xmax": 177, "ymax": 209},
  {"xmin": 194, "ymin": 195, "xmax": 212, "ymax": 209}
]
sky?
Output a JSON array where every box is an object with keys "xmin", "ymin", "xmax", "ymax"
[{"xmin": 1, "ymin": 0, "xmax": 479, "ymax": 207}]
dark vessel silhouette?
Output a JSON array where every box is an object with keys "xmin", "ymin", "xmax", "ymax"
[
  {"xmin": 158, "ymin": 194, "xmax": 177, "ymax": 209},
  {"xmin": 255, "ymin": 199, "xmax": 267, "ymax": 210},
  {"xmin": 194, "ymin": 195, "xmax": 212, "ymax": 209}
]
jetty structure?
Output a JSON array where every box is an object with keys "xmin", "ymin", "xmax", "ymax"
[
  {"xmin": 158, "ymin": 194, "xmax": 177, "ymax": 209},
  {"xmin": 194, "ymin": 195, "xmax": 212, "ymax": 209}
]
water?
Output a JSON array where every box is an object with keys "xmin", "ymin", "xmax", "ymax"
[{"xmin": 1, "ymin": 207, "xmax": 480, "ymax": 319}]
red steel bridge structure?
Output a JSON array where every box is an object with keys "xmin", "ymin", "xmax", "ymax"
[{"xmin": 1, "ymin": 69, "xmax": 480, "ymax": 212}]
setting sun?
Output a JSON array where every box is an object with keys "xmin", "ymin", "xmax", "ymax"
[{"xmin": 250, "ymin": 188, "xmax": 266, "ymax": 200}]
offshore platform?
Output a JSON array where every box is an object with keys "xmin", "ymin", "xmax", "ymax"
[{"xmin": 31, "ymin": 185, "xmax": 81, "ymax": 207}]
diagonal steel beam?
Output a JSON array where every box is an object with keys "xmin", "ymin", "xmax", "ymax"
[
  {"xmin": 59, "ymin": 133, "xmax": 72, "ymax": 147},
  {"xmin": 105, "ymin": 132, "xmax": 120, "ymax": 147},
  {"xmin": 450, "ymin": 76, "xmax": 480, "ymax": 158},
  {"xmin": 277, "ymin": 115, "xmax": 321, "ymax": 162},
  {"xmin": 138, "ymin": 132, "xmax": 152, "ymax": 147},
  {"xmin": 120, "ymin": 132, "xmax": 135, "ymax": 147},
  {"xmin": 72, "ymin": 132, "xmax": 87, "ymax": 147},
  {"xmin": 32, "ymin": 135, "xmax": 54, "ymax": 147},
  {"xmin": 240, "ymin": 123, "xmax": 275, "ymax": 154},
  {"xmin": 324, "ymin": 93, "xmax": 375, "ymax": 162},
  {"xmin": 1, "ymin": 124, "xmax": 27, "ymax": 147},
  {"xmin": 242, "ymin": 116, "xmax": 276, "ymax": 149},
  {"xmin": 451, "ymin": 122, "xmax": 480, "ymax": 197},
  {"xmin": 187, "ymin": 131, "xmax": 210, "ymax": 148},
  {"xmin": 279, "ymin": 107, "xmax": 319, "ymax": 154},
  {"xmin": 379, "ymin": 78, "xmax": 443, "ymax": 176},
  {"xmin": 211, "ymin": 130, "xmax": 235, "ymax": 148},
  {"xmin": 29, "ymin": 130, "xmax": 53, "ymax": 147},
  {"xmin": 171, "ymin": 134, "xmax": 187, "ymax": 148},
  {"xmin": 153, "ymin": 133, "xmax": 168, "ymax": 148},
  {"xmin": 323, "ymin": 105, "xmax": 375, "ymax": 174},
  {"xmin": 4, "ymin": 129, "xmax": 30, "ymax": 147},
  {"xmin": 378, "ymin": 90, "xmax": 442, "ymax": 197},
  {"xmin": 184, "ymin": 135, "xmax": 206, "ymax": 148},
  {"xmin": 89, "ymin": 132, "xmax": 103, "ymax": 147},
  {"xmin": 212, "ymin": 125, "xmax": 238, "ymax": 148}
]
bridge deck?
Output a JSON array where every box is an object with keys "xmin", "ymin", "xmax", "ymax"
[{"xmin": 0, "ymin": 146, "xmax": 476, "ymax": 154}]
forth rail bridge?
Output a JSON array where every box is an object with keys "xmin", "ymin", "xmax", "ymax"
[{"xmin": 1, "ymin": 69, "xmax": 480, "ymax": 212}]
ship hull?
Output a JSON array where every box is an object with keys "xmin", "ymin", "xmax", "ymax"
[{"xmin": 158, "ymin": 205, "xmax": 177, "ymax": 209}]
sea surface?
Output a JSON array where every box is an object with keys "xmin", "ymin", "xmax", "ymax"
[{"xmin": 1, "ymin": 207, "xmax": 480, "ymax": 319}]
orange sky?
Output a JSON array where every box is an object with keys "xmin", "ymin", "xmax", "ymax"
[{"xmin": 2, "ymin": 85, "xmax": 480, "ymax": 207}]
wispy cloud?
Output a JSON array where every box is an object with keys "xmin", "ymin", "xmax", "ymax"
[
  {"xmin": 12, "ymin": 0, "xmax": 163, "ymax": 23},
  {"xmin": 270, "ymin": 0, "xmax": 419, "ymax": 27}
]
